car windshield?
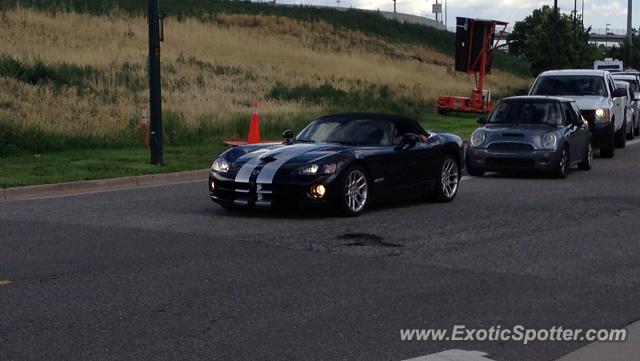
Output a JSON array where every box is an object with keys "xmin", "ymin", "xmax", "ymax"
[
  {"xmin": 614, "ymin": 79, "xmax": 639, "ymax": 93},
  {"xmin": 488, "ymin": 100, "xmax": 564, "ymax": 126},
  {"xmin": 531, "ymin": 75, "xmax": 608, "ymax": 97},
  {"xmin": 296, "ymin": 118, "xmax": 393, "ymax": 146}
]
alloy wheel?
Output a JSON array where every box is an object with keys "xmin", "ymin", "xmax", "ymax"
[
  {"xmin": 344, "ymin": 170, "xmax": 368, "ymax": 213},
  {"xmin": 441, "ymin": 159, "xmax": 459, "ymax": 199}
]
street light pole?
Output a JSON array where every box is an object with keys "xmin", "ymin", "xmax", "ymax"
[
  {"xmin": 148, "ymin": 0, "xmax": 163, "ymax": 165},
  {"xmin": 606, "ymin": 23, "xmax": 610, "ymax": 49},
  {"xmin": 551, "ymin": 0, "xmax": 559, "ymax": 69}
]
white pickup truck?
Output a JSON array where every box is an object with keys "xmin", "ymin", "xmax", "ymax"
[{"xmin": 529, "ymin": 69, "xmax": 628, "ymax": 158}]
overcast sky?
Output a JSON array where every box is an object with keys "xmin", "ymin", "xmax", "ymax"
[{"xmin": 273, "ymin": 0, "xmax": 633, "ymax": 30}]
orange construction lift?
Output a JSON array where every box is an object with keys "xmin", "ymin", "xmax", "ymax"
[{"xmin": 437, "ymin": 17, "xmax": 508, "ymax": 115}]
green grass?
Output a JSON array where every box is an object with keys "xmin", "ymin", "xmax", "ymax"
[
  {"xmin": 0, "ymin": 140, "xmax": 228, "ymax": 188},
  {"xmin": 421, "ymin": 113, "xmax": 480, "ymax": 139},
  {"xmin": 0, "ymin": 114, "xmax": 479, "ymax": 188}
]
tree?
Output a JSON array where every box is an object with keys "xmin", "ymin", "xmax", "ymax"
[
  {"xmin": 507, "ymin": 5, "xmax": 599, "ymax": 75},
  {"xmin": 607, "ymin": 30, "xmax": 640, "ymax": 68}
]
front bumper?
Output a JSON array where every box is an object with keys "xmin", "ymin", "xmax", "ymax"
[
  {"xmin": 208, "ymin": 170, "xmax": 337, "ymax": 209},
  {"xmin": 467, "ymin": 147, "xmax": 562, "ymax": 172}
]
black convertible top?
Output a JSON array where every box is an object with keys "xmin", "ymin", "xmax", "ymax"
[{"xmin": 315, "ymin": 112, "xmax": 427, "ymax": 134}]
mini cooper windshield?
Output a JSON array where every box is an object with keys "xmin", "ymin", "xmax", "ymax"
[
  {"xmin": 531, "ymin": 75, "xmax": 608, "ymax": 97},
  {"xmin": 296, "ymin": 118, "xmax": 394, "ymax": 146},
  {"xmin": 488, "ymin": 99, "xmax": 564, "ymax": 126}
]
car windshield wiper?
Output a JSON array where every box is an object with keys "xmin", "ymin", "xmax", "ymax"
[{"xmin": 294, "ymin": 139, "xmax": 315, "ymax": 143}]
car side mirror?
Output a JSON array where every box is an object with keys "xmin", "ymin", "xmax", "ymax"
[
  {"xmin": 634, "ymin": 92, "xmax": 640, "ymax": 101},
  {"xmin": 282, "ymin": 129, "xmax": 294, "ymax": 144},
  {"xmin": 396, "ymin": 133, "xmax": 419, "ymax": 150},
  {"xmin": 477, "ymin": 117, "xmax": 487, "ymax": 125},
  {"xmin": 613, "ymin": 88, "xmax": 627, "ymax": 98}
]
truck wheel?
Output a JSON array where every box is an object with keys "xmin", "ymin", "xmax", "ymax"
[{"xmin": 615, "ymin": 118, "xmax": 627, "ymax": 148}]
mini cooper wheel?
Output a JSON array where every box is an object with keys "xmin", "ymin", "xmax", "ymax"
[
  {"xmin": 466, "ymin": 160, "xmax": 485, "ymax": 177},
  {"xmin": 554, "ymin": 147, "xmax": 570, "ymax": 179},
  {"xmin": 337, "ymin": 165, "xmax": 369, "ymax": 217},
  {"xmin": 578, "ymin": 142, "xmax": 593, "ymax": 171},
  {"xmin": 432, "ymin": 155, "xmax": 460, "ymax": 202}
]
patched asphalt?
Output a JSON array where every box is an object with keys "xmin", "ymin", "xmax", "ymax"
[{"xmin": 2, "ymin": 144, "xmax": 640, "ymax": 361}]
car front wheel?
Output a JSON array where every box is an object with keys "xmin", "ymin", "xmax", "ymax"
[
  {"xmin": 432, "ymin": 155, "xmax": 460, "ymax": 202},
  {"xmin": 578, "ymin": 143, "xmax": 593, "ymax": 171},
  {"xmin": 615, "ymin": 118, "xmax": 627, "ymax": 148},
  {"xmin": 336, "ymin": 165, "xmax": 369, "ymax": 217},
  {"xmin": 553, "ymin": 147, "xmax": 569, "ymax": 179}
]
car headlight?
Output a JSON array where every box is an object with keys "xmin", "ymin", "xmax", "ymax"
[
  {"xmin": 298, "ymin": 163, "xmax": 337, "ymax": 175},
  {"xmin": 595, "ymin": 108, "xmax": 610, "ymax": 123},
  {"xmin": 541, "ymin": 133, "xmax": 558, "ymax": 150},
  {"xmin": 211, "ymin": 158, "xmax": 230, "ymax": 173},
  {"xmin": 470, "ymin": 130, "xmax": 486, "ymax": 147}
]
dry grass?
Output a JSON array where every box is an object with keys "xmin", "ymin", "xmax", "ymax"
[{"xmin": 0, "ymin": 8, "xmax": 531, "ymax": 137}]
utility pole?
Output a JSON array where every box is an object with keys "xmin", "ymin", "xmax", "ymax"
[
  {"xmin": 148, "ymin": 0, "xmax": 163, "ymax": 165},
  {"xmin": 393, "ymin": 0, "xmax": 396, "ymax": 13},
  {"xmin": 551, "ymin": 0, "xmax": 559, "ymax": 69},
  {"xmin": 628, "ymin": 0, "xmax": 633, "ymax": 45}
]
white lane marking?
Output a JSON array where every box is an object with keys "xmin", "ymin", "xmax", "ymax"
[
  {"xmin": 256, "ymin": 144, "xmax": 317, "ymax": 184},
  {"xmin": 402, "ymin": 349, "xmax": 496, "ymax": 361},
  {"xmin": 556, "ymin": 320, "xmax": 640, "ymax": 361},
  {"xmin": 625, "ymin": 138, "xmax": 640, "ymax": 146}
]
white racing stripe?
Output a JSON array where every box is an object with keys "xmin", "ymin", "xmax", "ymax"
[
  {"xmin": 256, "ymin": 144, "xmax": 317, "ymax": 184},
  {"xmin": 402, "ymin": 349, "xmax": 496, "ymax": 361},
  {"xmin": 234, "ymin": 146, "xmax": 282, "ymax": 183}
]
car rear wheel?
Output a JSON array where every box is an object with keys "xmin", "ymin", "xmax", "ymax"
[
  {"xmin": 634, "ymin": 117, "xmax": 640, "ymax": 136},
  {"xmin": 431, "ymin": 155, "xmax": 460, "ymax": 202},
  {"xmin": 615, "ymin": 118, "xmax": 627, "ymax": 148},
  {"xmin": 336, "ymin": 165, "xmax": 369, "ymax": 217},
  {"xmin": 578, "ymin": 143, "xmax": 593, "ymax": 171},
  {"xmin": 553, "ymin": 147, "xmax": 569, "ymax": 179}
]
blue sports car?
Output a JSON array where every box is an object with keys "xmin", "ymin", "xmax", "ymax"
[{"xmin": 209, "ymin": 113, "xmax": 465, "ymax": 216}]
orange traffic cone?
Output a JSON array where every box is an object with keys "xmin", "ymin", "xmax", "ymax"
[{"xmin": 247, "ymin": 101, "xmax": 261, "ymax": 144}]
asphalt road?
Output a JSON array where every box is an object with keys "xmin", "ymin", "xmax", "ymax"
[{"xmin": 2, "ymin": 143, "xmax": 640, "ymax": 361}]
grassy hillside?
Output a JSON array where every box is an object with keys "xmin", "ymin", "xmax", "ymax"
[
  {"xmin": 0, "ymin": 0, "xmax": 530, "ymax": 76},
  {"xmin": 0, "ymin": 3, "xmax": 531, "ymax": 158}
]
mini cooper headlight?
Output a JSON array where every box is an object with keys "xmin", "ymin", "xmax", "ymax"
[
  {"xmin": 211, "ymin": 158, "xmax": 230, "ymax": 173},
  {"xmin": 298, "ymin": 163, "xmax": 337, "ymax": 176},
  {"xmin": 541, "ymin": 133, "xmax": 558, "ymax": 150},
  {"xmin": 470, "ymin": 130, "xmax": 486, "ymax": 147}
]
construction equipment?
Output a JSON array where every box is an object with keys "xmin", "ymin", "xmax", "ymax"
[{"xmin": 437, "ymin": 17, "xmax": 508, "ymax": 115}]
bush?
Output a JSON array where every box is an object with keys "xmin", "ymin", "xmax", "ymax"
[{"xmin": 0, "ymin": 55, "xmax": 103, "ymax": 89}]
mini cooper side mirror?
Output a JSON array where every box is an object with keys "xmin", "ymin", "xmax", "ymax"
[
  {"xmin": 282, "ymin": 129, "xmax": 294, "ymax": 144},
  {"xmin": 477, "ymin": 117, "xmax": 487, "ymax": 125},
  {"xmin": 396, "ymin": 133, "xmax": 419, "ymax": 150}
]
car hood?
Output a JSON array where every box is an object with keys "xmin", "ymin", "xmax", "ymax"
[
  {"xmin": 222, "ymin": 142, "xmax": 351, "ymax": 183},
  {"xmin": 481, "ymin": 124, "xmax": 560, "ymax": 149},
  {"xmin": 569, "ymin": 96, "xmax": 611, "ymax": 111}
]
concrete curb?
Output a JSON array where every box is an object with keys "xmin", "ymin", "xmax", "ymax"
[{"xmin": 1, "ymin": 169, "xmax": 209, "ymax": 202}]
